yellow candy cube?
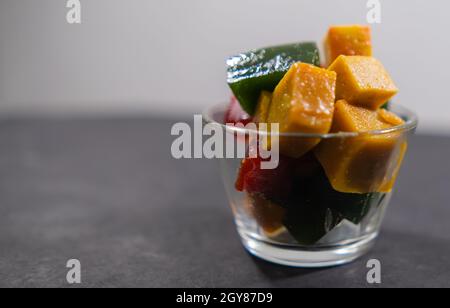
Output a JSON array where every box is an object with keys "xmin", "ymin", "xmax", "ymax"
[
  {"xmin": 315, "ymin": 100, "xmax": 407, "ymax": 193},
  {"xmin": 245, "ymin": 193, "xmax": 286, "ymax": 238},
  {"xmin": 254, "ymin": 91, "xmax": 272, "ymax": 123},
  {"xmin": 328, "ymin": 56, "xmax": 398, "ymax": 110},
  {"xmin": 324, "ymin": 25, "xmax": 372, "ymax": 67},
  {"xmin": 267, "ymin": 62, "xmax": 336, "ymax": 158}
]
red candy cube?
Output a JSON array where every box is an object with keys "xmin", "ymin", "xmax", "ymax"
[{"xmin": 235, "ymin": 156, "xmax": 294, "ymax": 202}]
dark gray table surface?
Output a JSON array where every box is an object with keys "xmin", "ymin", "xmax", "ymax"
[{"xmin": 0, "ymin": 116, "xmax": 448, "ymax": 288}]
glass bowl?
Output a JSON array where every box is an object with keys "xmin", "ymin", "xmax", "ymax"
[{"xmin": 203, "ymin": 103, "xmax": 418, "ymax": 268}]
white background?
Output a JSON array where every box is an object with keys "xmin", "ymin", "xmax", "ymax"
[{"xmin": 0, "ymin": 0, "xmax": 447, "ymax": 133}]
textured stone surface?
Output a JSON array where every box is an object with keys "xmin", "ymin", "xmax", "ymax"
[{"xmin": 0, "ymin": 117, "xmax": 448, "ymax": 288}]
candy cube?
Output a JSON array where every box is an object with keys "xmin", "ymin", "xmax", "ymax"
[
  {"xmin": 254, "ymin": 91, "xmax": 272, "ymax": 124},
  {"xmin": 324, "ymin": 25, "xmax": 372, "ymax": 66},
  {"xmin": 267, "ymin": 63, "xmax": 337, "ymax": 158},
  {"xmin": 328, "ymin": 56, "xmax": 398, "ymax": 110},
  {"xmin": 315, "ymin": 100, "xmax": 407, "ymax": 193}
]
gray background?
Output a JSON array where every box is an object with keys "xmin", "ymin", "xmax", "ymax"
[{"xmin": 0, "ymin": 0, "xmax": 448, "ymax": 133}]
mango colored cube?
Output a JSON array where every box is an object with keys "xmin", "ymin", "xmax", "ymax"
[
  {"xmin": 245, "ymin": 193, "xmax": 286, "ymax": 238},
  {"xmin": 254, "ymin": 91, "xmax": 272, "ymax": 123},
  {"xmin": 324, "ymin": 25, "xmax": 372, "ymax": 66},
  {"xmin": 315, "ymin": 100, "xmax": 407, "ymax": 193},
  {"xmin": 328, "ymin": 56, "xmax": 398, "ymax": 110},
  {"xmin": 267, "ymin": 63, "xmax": 337, "ymax": 158}
]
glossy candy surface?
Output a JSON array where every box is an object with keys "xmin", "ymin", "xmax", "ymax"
[
  {"xmin": 329, "ymin": 56, "xmax": 398, "ymax": 110},
  {"xmin": 324, "ymin": 25, "xmax": 372, "ymax": 66},
  {"xmin": 253, "ymin": 91, "xmax": 272, "ymax": 124},
  {"xmin": 226, "ymin": 26, "xmax": 410, "ymax": 247},
  {"xmin": 227, "ymin": 42, "xmax": 320, "ymax": 115},
  {"xmin": 315, "ymin": 100, "xmax": 407, "ymax": 193},
  {"xmin": 267, "ymin": 63, "xmax": 336, "ymax": 158}
]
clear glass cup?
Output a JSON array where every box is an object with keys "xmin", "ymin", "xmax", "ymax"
[{"xmin": 203, "ymin": 103, "xmax": 418, "ymax": 268}]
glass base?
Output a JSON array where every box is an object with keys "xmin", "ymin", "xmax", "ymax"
[{"xmin": 239, "ymin": 229, "xmax": 377, "ymax": 268}]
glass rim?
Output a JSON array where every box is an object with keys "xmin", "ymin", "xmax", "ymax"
[{"xmin": 202, "ymin": 102, "xmax": 418, "ymax": 139}]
